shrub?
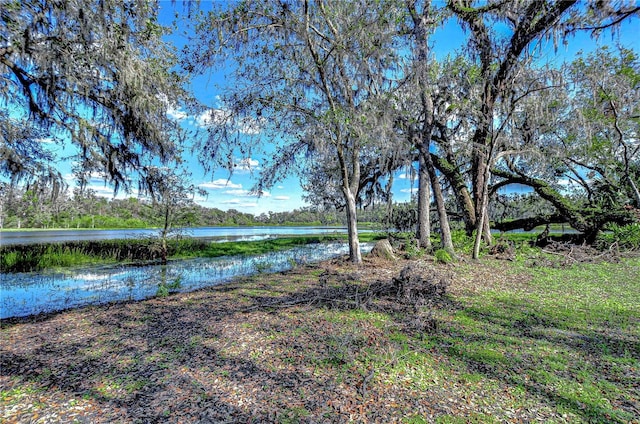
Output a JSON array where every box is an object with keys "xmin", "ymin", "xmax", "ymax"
[
  {"xmin": 156, "ymin": 276, "xmax": 181, "ymax": 298},
  {"xmin": 393, "ymin": 232, "xmax": 424, "ymax": 259},
  {"xmin": 434, "ymin": 248, "xmax": 453, "ymax": 264},
  {"xmin": 156, "ymin": 284, "xmax": 169, "ymax": 297},
  {"xmin": 0, "ymin": 251, "xmax": 19, "ymax": 270},
  {"xmin": 597, "ymin": 223, "xmax": 640, "ymax": 250},
  {"xmin": 451, "ymin": 230, "xmax": 474, "ymax": 254}
]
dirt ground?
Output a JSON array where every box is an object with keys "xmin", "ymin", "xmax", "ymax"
[{"xmin": 1, "ymin": 250, "xmax": 637, "ymax": 423}]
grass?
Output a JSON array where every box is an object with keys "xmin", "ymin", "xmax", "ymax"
[
  {"xmin": 1, "ymin": 242, "xmax": 637, "ymax": 422},
  {"xmin": 409, "ymin": 257, "xmax": 639, "ymax": 423},
  {"xmin": 294, "ymin": 254, "xmax": 634, "ymax": 421},
  {"xmin": 0, "ymin": 232, "xmax": 385, "ymax": 272},
  {"xmin": 181, "ymin": 234, "xmax": 379, "ymax": 259},
  {"xmin": 0, "ymin": 244, "xmax": 121, "ymax": 272},
  {"xmin": 260, "ymin": 253, "xmax": 638, "ymax": 422}
]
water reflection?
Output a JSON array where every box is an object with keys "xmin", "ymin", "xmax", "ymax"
[{"xmin": 0, "ymin": 242, "xmax": 373, "ymax": 319}]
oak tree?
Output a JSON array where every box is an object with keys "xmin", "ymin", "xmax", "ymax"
[
  {"xmin": 1, "ymin": 0, "xmax": 190, "ymax": 192},
  {"xmin": 185, "ymin": 0, "xmax": 404, "ymax": 263}
]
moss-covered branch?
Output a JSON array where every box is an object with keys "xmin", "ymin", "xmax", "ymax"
[{"xmin": 490, "ymin": 168, "xmax": 637, "ymax": 241}]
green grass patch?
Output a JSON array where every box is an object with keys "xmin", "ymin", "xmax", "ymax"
[
  {"xmin": 0, "ymin": 385, "xmax": 44, "ymax": 404},
  {"xmin": 425, "ymin": 257, "xmax": 640, "ymax": 423},
  {"xmin": 0, "ymin": 233, "xmax": 385, "ymax": 272},
  {"xmin": 324, "ymin": 309, "xmax": 391, "ymax": 329},
  {"xmin": 435, "ymin": 414, "xmax": 498, "ymax": 424},
  {"xmin": 332, "ymin": 254, "xmax": 639, "ymax": 423}
]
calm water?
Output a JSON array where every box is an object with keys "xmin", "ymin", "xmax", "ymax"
[
  {"xmin": 0, "ymin": 242, "xmax": 373, "ymax": 319},
  {"xmin": 0, "ymin": 226, "xmax": 352, "ymax": 246}
]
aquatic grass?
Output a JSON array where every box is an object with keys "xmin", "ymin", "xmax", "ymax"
[
  {"xmin": 1, "ymin": 244, "xmax": 119, "ymax": 272},
  {"xmin": 156, "ymin": 277, "xmax": 181, "ymax": 298},
  {"xmin": 0, "ymin": 251, "xmax": 20, "ymax": 270},
  {"xmin": 1, "ymin": 240, "xmax": 153, "ymax": 272},
  {"xmin": 0, "ymin": 234, "xmax": 385, "ymax": 273},
  {"xmin": 38, "ymin": 245, "xmax": 117, "ymax": 270},
  {"xmin": 194, "ymin": 235, "xmax": 344, "ymax": 258}
]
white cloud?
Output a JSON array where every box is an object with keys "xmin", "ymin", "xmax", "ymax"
[
  {"xmin": 158, "ymin": 94, "xmax": 187, "ymax": 121},
  {"xmin": 86, "ymin": 185, "xmax": 114, "ymax": 196},
  {"xmin": 233, "ymin": 158, "xmax": 260, "ymax": 172},
  {"xmin": 276, "ymin": 185, "xmax": 284, "ymax": 189},
  {"xmin": 64, "ymin": 171, "xmax": 109, "ymax": 183},
  {"xmin": 199, "ymin": 179, "xmax": 242, "ymax": 190},
  {"xmin": 224, "ymin": 189, "xmax": 250, "ymax": 196},
  {"xmin": 224, "ymin": 188, "xmax": 270, "ymax": 198},
  {"xmin": 274, "ymin": 195, "xmax": 290, "ymax": 201},
  {"xmin": 167, "ymin": 106, "xmax": 188, "ymax": 121},
  {"xmin": 400, "ymin": 188, "xmax": 415, "ymax": 193},
  {"xmin": 220, "ymin": 199, "xmax": 258, "ymax": 208},
  {"xmin": 194, "ymin": 193, "xmax": 209, "ymax": 202},
  {"xmin": 36, "ymin": 137, "xmax": 54, "ymax": 144},
  {"xmin": 196, "ymin": 109, "xmax": 229, "ymax": 128}
]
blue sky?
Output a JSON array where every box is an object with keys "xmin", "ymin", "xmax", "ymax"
[{"xmin": 37, "ymin": 2, "xmax": 640, "ymax": 215}]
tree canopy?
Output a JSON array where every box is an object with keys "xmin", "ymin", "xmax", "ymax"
[{"xmin": 1, "ymin": 0, "xmax": 191, "ymax": 193}]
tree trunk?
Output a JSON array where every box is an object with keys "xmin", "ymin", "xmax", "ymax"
[
  {"xmin": 627, "ymin": 174, "xmax": 640, "ymax": 207},
  {"xmin": 473, "ymin": 148, "xmax": 494, "ymax": 259},
  {"xmin": 472, "ymin": 151, "xmax": 487, "ymax": 227},
  {"xmin": 411, "ymin": 4, "xmax": 436, "ymax": 252},
  {"xmin": 344, "ymin": 186, "xmax": 362, "ymax": 263},
  {"xmin": 385, "ymin": 173, "xmax": 395, "ymax": 231},
  {"xmin": 336, "ymin": 136, "xmax": 362, "ymax": 264},
  {"xmin": 472, "ymin": 188, "xmax": 488, "ymax": 260},
  {"xmin": 425, "ymin": 151, "xmax": 454, "ymax": 254},
  {"xmin": 482, "ymin": 207, "xmax": 493, "ymax": 245},
  {"xmin": 493, "ymin": 214, "xmax": 566, "ymax": 232},
  {"xmin": 433, "ymin": 153, "xmax": 476, "ymax": 235},
  {"xmin": 417, "ymin": 151, "xmax": 432, "ymax": 250},
  {"xmin": 160, "ymin": 204, "xmax": 170, "ymax": 265}
]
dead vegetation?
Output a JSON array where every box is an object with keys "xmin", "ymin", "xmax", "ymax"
[
  {"xmin": 2, "ymin": 242, "xmax": 638, "ymax": 423},
  {"xmin": 528, "ymin": 240, "xmax": 638, "ymax": 268}
]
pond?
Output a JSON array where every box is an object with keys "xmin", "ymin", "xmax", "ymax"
[
  {"xmin": 0, "ymin": 241, "xmax": 373, "ymax": 319},
  {"xmin": 0, "ymin": 226, "xmax": 354, "ymax": 246}
]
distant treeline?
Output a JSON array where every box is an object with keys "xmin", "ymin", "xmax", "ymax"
[
  {"xmin": 1, "ymin": 185, "xmax": 554, "ymax": 231},
  {"xmin": 0, "ymin": 186, "xmax": 389, "ymax": 229}
]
